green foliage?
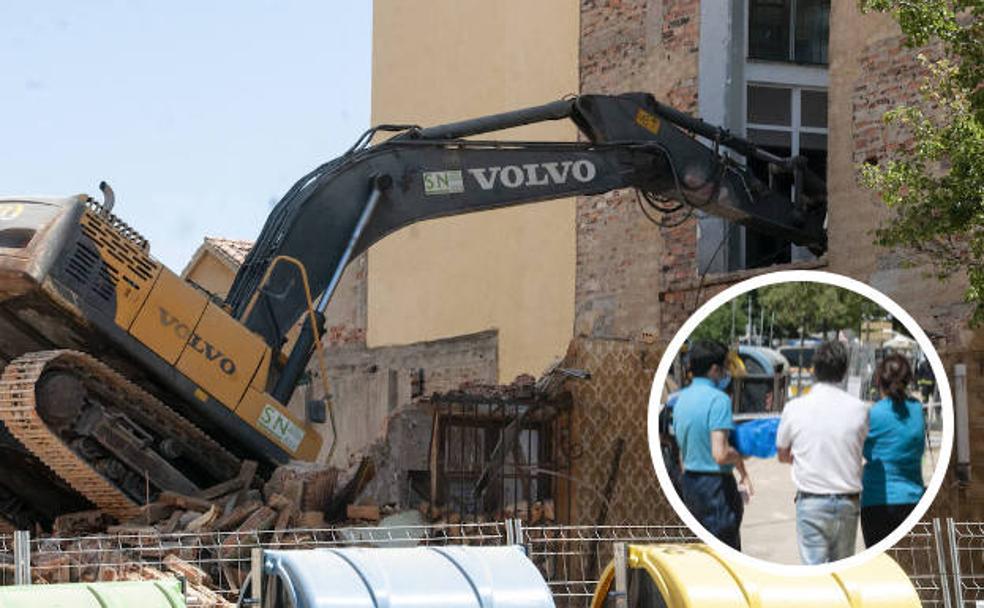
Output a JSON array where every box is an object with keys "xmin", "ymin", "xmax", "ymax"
[
  {"xmin": 690, "ymin": 294, "xmax": 748, "ymax": 344},
  {"xmin": 690, "ymin": 285, "xmax": 886, "ymax": 345},
  {"xmin": 859, "ymin": 0, "xmax": 984, "ymax": 322},
  {"xmin": 861, "ymin": 0, "xmax": 983, "ymax": 116},
  {"xmin": 757, "ymin": 283, "xmax": 884, "ymax": 338}
]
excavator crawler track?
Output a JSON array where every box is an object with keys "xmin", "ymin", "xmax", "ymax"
[{"xmin": 0, "ymin": 350, "xmax": 241, "ymax": 521}]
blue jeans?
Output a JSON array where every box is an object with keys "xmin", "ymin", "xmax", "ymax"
[
  {"xmin": 795, "ymin": 494, "xmax": 859, "ymax": 565},
  {"xmin": 681, "ymin": 472, "xmax": 743, "ymax": 550}
]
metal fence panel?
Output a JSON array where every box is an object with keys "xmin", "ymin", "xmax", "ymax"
[
  {"xmin": 522, "ymin": 524, "xmax": 698, "ymax": 607},
  {"xmin": 0, "ymin": 519, "xmax": 967, "ymax": 605},
  {"xmin": 946, "ymin": 520, "xmax": 984, "ymax": 607},
  {"xmin": 886, "ymin": 520, "xmax": 951, "ymax": 608}
]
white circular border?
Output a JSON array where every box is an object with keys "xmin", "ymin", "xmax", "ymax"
[{"xmin": 647, "ymin": 270, "xmax": 954, "ymax": 576}]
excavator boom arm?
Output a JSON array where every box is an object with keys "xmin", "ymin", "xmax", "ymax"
[{"xmin": 225, "ymin": 93, "xmax": 827, "ymax": 396}]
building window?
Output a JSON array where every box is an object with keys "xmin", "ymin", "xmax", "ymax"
[
  {"xmin": 438, "ymin": 421, "xmax": 547, "ymax": 516},
  {"xmin": 696, "ymin": 1, "xmax": 829, "ymax": 274},
  {"xmin": 743, "ymin": 84, "xmax": 827, "ymax": 268},
  {"xmin": 429, "ymin": 398, "xmax": 570, "ymax": 521},
  {"xmin": 748, "ymin": 0, "xmax": 830, "ymax": 65}
]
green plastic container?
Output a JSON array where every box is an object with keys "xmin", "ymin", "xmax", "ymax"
[{"xmin": 0, "ymin": 579, "xmax": 185, "ymax": 608}]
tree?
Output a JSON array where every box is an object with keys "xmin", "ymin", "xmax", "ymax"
[
  {"xmin": 759, "ymin": 283, "xmax": 842, "ymax": 340},
  {"xmin": 859, "ymin": 1, "xmax": 984, "ymax": 322},
  {"xmin": 690, "ymin": 285, "xmax": 886, "ymax": 346},
  {"xmin": 841, "ymin": 290, "xmax": 888, "ymax": 337},
  {"xmin": 757, "ymin": 283, "xmax": 884, "ymax": 339},
  {"xmin": 690, "ymin": 293, "xmax": 749, "ymax": 345}
]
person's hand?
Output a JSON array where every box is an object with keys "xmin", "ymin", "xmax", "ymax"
[{"xmin": 738, "ymin": 473, "xmax": 754, "ymax": 498}]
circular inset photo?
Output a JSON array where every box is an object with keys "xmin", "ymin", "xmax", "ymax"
[{"xmin": 647, "ymin": 270, "xmax": 952, "ymax": 573}]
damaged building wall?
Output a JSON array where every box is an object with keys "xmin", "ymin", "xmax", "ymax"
[
  {"xmin": 576, "ymin": 0, "xmax": 699, "ymax": 342},
  {"xmin": 575, "ymin": 0, "xmax": 984, "ymax": 517},
  {"xmin": 373, "ymin": 337, "xmax": 681, "ymax": 528},
  {"xmin": 300, "ymin": 330, "xmax": 499, "ymax": 492},
  {"xmin": 827, "ymin": 1, "xmax": 969, "ymax": 335},
  {"xmin": 570, "ymin": 0, "xmax": 699, "ymax": 527},
  {"xmin": 827, "ymin": 0, "xmax": 981, "ymax": 517}
]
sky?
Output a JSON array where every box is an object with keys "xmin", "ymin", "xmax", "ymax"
[{"xmin": 0, "ymin": 2, "xmax": 373, "ymax": 269}]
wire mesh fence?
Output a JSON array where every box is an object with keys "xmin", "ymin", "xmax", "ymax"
[
  {"xmin": 886, "ymin": 519, "xmax": 951, "ymax": 608},
  {"xmin": 947, "ymin": 520, "xmax": 984, "ymax": 607},
  {"xmin": 523, "ymin": 524, "xmax": 697, "ymax": 606},
  {"xmin": 0, "ymin": 518, "xmax": 975, "ymax": 605},
  {"xmin": 26, "ymin": 522, "xmax": 508, "ymax": 599}
]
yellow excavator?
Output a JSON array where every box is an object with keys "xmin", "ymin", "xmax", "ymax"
[{"xmin": 0, "ymin": 92, "xmax": 827, "ymax": 529}]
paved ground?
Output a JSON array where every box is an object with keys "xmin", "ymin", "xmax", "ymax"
[{"xmin": 739, "ymin": 430, "xmax": 943, "ymax": 565}]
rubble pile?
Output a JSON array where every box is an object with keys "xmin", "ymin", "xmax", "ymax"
[
  {"xmin": 47, "ymin": 461, "xmax": 344, "ymax": 539},
  {"xmin": 414, "ymin": 499, "xmax": 557, "ymax": 526},
  {"xmin": 7, "ymin": 374, "xmax": 568, "ymax": 603},
  {"xmin": 13, "ymin": 461, "xmax": 347, "ymax": 604}
]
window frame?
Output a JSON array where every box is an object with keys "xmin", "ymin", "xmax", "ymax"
[
  {"xmin": 434, "ymin": 412, "xmax": 556, "ymax": 518},
  {"xmin": 698, "ymin": 0, "xmax": 829, "ymax": 274},
  {"xmin": 747, "ymin": 0, "xmax": 830, "ymax": 66},
  {"xmin": 744, "ymin": 82, "xmax": 828, "ymax": 161}
]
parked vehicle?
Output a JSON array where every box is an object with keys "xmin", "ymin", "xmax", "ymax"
[
  {"xmin": 779, "ymin": 343, "xmax": 819, "ymax": 398},
  {"xmin": 733, "ymin": 345, "xmax": 790, "ymax": 418}
]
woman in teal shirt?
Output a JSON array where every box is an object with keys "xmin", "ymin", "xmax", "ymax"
[{"xmin": 861, "ymin": 354, "xmax": 926, "ymax": 547}]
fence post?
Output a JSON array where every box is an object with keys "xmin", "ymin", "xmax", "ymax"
[
  {"xmin": 13, "ymin": 530, "xmax": 30, "ymax": 586},
  {"xmin": 946, "ymin": 518, "xmax": 963, "ymax": 608},
  {"xmin": 248, "ymin": 548, "xmax": 263, "ymax": 606},
  {"xmin": 513, "ymin": 519, "xmax": 524, "ymax": 552},
  {"xmin": 612, "ymin": 542, "xmax": 628, "ymax": 608},
  {"xmin": 505, "ymin": 518, "xmax": 515, "ymax": 546},
  {"xmin": 933, "ymin": 518, "xmax": 953, "ymax": 608}
]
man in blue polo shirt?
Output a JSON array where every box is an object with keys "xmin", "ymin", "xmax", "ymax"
[{"xmin": 671, "ymin": 340, "xmax": 751, "ymax": 550}]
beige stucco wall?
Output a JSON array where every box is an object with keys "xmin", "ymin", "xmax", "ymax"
[
  {"xmin": 368, "ymin": 0, "xmax": 580, "ymax": 382},
  {"xmin": 183, "ymin": 251, "xmax": 236, "ymax": 299}
]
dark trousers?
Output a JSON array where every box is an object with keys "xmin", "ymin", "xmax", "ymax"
[
  {"xmin": 861, "ymin": 503, "xmax": 918, "ymax": 548},
  {"xmin": 681, "ymin": 471, "xmax": 743, "ymax": 550}
]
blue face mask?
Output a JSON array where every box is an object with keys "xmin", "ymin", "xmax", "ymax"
[{"xmin": 716, "ymin": 373, "xmax": 732, "ymax": 391}]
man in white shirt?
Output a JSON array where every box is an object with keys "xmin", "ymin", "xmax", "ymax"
[{"xmin": 776, "ymin": 340, "xmax": 869, "ymax": 565}]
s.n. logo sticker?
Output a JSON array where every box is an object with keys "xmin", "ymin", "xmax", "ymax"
[{"xmin": 423, "ymin": 170, "xmax": 465, "ymax": 195}]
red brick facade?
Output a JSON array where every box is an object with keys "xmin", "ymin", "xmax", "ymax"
[
  {"xmin": 577, "ymin": 0, "xmax": 703, "ymax": 346},
  {"xmin": 852, "ymin": 36, "xmax": 937, "ymax": 167},
  {"xmin": 576, "ymin": 0, "xmax": 984, "ymax": 520}
]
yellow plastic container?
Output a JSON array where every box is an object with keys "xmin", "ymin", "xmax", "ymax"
[
  {"xmin": 0, "ymin": 580, "xmax": 185, "ymax": 608},
  {"xmin": 590, "ymin": 544, "xmax": 920, "ymax": 608}
]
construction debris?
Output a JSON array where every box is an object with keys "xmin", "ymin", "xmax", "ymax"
[
  {"xmin": 346, "ymin": 504, "xmax": 381, "ymax": 522},
  {"xmin": 52, "ymin": 510, "xmax": 114, "ymax": 537},
  {"xmin": 15, "ymin": 461, "xmax": 346, "ymax": 599},
  {"xmin": 140, "ymin": 559, "xmax": 234, "ymax": 607},
  {"xmin": 15, "ymin": 371, "xmax": 568, "ymax": 604}
]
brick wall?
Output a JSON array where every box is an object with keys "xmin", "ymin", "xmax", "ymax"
[
  {"xmin": 577, "ymin": 0, "xmax": 702, "ymax": 346},
  {"xmin": 827, "ymin": 4, "xmax": 984, "ymax": 520},
  {"xmin": 851, "ymin": 36, "xmax": 937, "ymax": 168},
  {"xmin": 322, "ymin": 255, "xmax": 368, "ymax": 347},
  {"xmin": 574, "ymin": 0, "xmax": 984, "ymax": 523}
]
